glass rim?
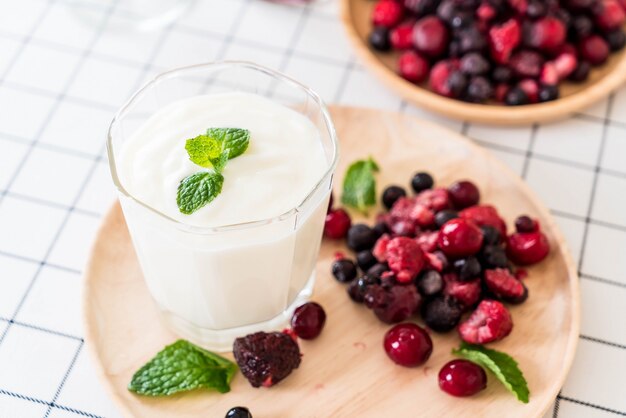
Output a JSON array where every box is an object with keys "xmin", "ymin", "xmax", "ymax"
[{"xmin": 106, "ymin": 61, "xmax": 339, "ymax": 234}]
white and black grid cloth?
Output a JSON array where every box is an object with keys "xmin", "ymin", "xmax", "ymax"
[{"xmin": 0, "ymin": 0, "xmax": 625, "ymax": 417}]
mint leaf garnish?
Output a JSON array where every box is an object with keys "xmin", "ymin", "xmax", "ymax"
[
  {"xmin": 176, "ymin": 171, "xmax": 224, "ymax": 215},
  {"xmin": 185, "ymin": 128, "xmax": 250, "ymax": 172},
  {"xmin": 128, "ymin": 340, "xmax": 237, "ymax": 396},
  {"xmin": 341, "ymin": 157, "xmax": 380, "ymax": 214},
  {"xmin": 452, "ymin": 342, "xmax": 530, "ymax": 403}
]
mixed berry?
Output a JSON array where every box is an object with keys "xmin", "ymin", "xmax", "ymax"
[
  {"xmin": 367, "ymin": 0, "xmax": 626, "ymax": 105},
  {"xmin": 327, "ymin": 170, "xmax": 551, "ymax": 397}
]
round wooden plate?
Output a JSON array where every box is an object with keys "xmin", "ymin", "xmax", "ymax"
[
  {"xmin": 84, "ymin": 106, "xmax": 580, "ymax": 418},
  {"xmin": 340, "ymin": 0, "xmax": 626, "ymax": 125}
]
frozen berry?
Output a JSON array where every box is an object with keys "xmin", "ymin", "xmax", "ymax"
[
  {"xmin": 448, "ymin": 180, "xmax": 480, "ymax": 209},
  {"xmin": 357, "ymin": 250, "xmax": 377, "ymax": 272},
  {"xmin": 569, "ymin": 60, "xmax": 591, "ymax": 82},
  {"xmin": 385, "ymin": 237, "xmax": 426, "ymax": 283},
  {"xmin": 460, "ymin": 205, "xmax": 507, "ymax": 237},
  {"xmin": 479, "ymin": 245, "xmax": 508, "ymax": 268},
  {"xmin": 435, "ymin": 209, "xmax": 459, "ymax": 228},
  {"xmin": 398, "ymin": 50, "xmax": 430, "ymax": 83},
  {"xmin": 364, "ymin": 284, "xmax": 422, "ymax": 323},
  {"xmin": 404, "ymin": 0, "xmax": 438, "ymax": 15},
  {"xmin": 492, "ymin": 66, "xmax": 513, "ymax": 83},
  {"xmin": 382, "ymin": 185, "xmax": 407, "ymax": 209},
  {"xmin": 466, "ymin": 76, "xmax": 494, "ymax": 102},
  {"xmin": 233, "ymin": 332, "xmax": 301, "ymax": 387},
  {"xmin": 291, "ymin": 302, "xmax": 326, "ymax": 340},
  {"xmin": 348, "ymin": 275, "xmax": 380, "ymax": 303},
  {"xmin": 324, "ymin": 209, "xmax": 351, "ymax": 239},
  {"xmin": 421, "ymin": 295, "xmax": 463, "ymax": 332},
  {"xmin": 525, "ymin": 16, "xmax": 566, "ymax": 51},
  {"xmin": 571, "ymin": 15, "xmax": 593, "ymax": 41},
  {"xmin": 390, "ymin": 22, "xmax": 414, "ymax": 50},
  {"xmin": 538, "ymin": 85, "xmax": 559, "ymax": 102},
  {"xmin": 430, "ymin": 59, "xmax": 459, "ymax": 97},
  {"xmin": 484, "ymin": 268, "xmax": 528, "ymax": 304},
  {"xmin": 454, "ymin": 256, "xmax": 482, "ymax": 281},
  {"xmin": 460, "ymin": 52, "xmax": 491, "ymax": 76},
  {"xmin": 526, "ymin": 0, "xmax": 547, "ymax": 18},
  {"xmin": 415, "ymin": 187, "xmax": 451, "ymax": 211},
  {"xmin": 411, "ymin": 172, "xmax": 434, "ymax": 193},
  {"xmin": 226, "ymin": 407, "xmax": 252, "ymax": 418},
  {"xmin": 439, "ymin": 360, "xmax": 487, "ymax": 397},
  {"xmin": 415, "ymin": 269, "xmax": 444, "ymax": 297},
  {"xmin": 347, "ymin": 224, "xmax": 378, "ymax": 252},
  {"xmin": 367, "ymin": 262, "xmax": 390, "ymax": 279},
  {"xmin": 514, "ymin": 215, "xmax": 538, "ymax": 233},
  {"xmin": 443, "ymin": 272, "xmax": 482, "ymax": 310},
  {"xmin": 579, "ymin": 35, "xmax": 610, "ymax": 65},
  {"xmin": 332, "ymin": 259, "xmax": 357, "ymax": 283},
  {"xmin": 510, "ymin": 50, "xmax": 544, "ymax": 78},
  {"xmin": 413, "ymin": 16, "xmax": 449, "ymax": 57},
  {"xmin": 458, "ymin": 300, "xmax": 513, "ymax": 344},
  {"xmin": 606, "ymin": 29, "xmax": 626, "ymax": 51},
  {"xmin": 372, "ymin": 0, "xmax": 403, "ymax": 27},
  {"xmin": 384, "ymin": 323, "xmax": 433, "ymax": 367},
  {"xmin": 368, "ymin": 26, "xmax": 391, "ymax": 51},
  {"xmin": 507, "ymin": 230, "xmax": 550, "ymax": 265},
  {"xmin": 480, "ymin": 225, "xmax": 501, "ymax": 246},
  {"xmin": 489, "ymin": 18, "xmax": 521, "ymax": 64},
  {"xmin": 438, "ymin": 218, "xmax": 484, "ymax": 257},
  {"xmin": 505, "ymin": 86, "xmax": 530, "ymax": 106},
  {"xmin": 594, "ymin": 0, "xmax": 626, "ymax": 31},
  {"xmin": 373, "ymin": 221, "xmax": 390, "ymax": 238}
]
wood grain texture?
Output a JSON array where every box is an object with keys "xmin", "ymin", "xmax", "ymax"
[
  {"xmin": 83, "ymin": 107, "xmax": 580, "ymax": 418},
  {"xmin": 340, "ymin": 0, "xmax": 626, "ymax": 125}
]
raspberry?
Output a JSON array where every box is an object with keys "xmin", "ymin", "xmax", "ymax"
[
  {"xmin": 415, "ymin": 187, "xmax": 451, "ymax": 212},
  {"xmin": 372, "ymin": 0, "xmax": 404, "ymax": 28},
  {"xmin": 385, "ymin": 237, "xmax": 426, "ymax": 283},
  {"xmin": 458, "ymin": 300, "xmax": 513, "ymax": 344},
  {"xmin": 415, "ymin": 230, "xmax": 439, "ymax": 253},
  {"xmin": 489, "ymin": 19, "xmax": 521, "ymax": 64},
  {"xmin": 443, "ymin": 272, "xmax": 482, "ymax": 310},
  {"xmin": 540, "ymin": 62, "xmax": 559, "ymax": 86},
  {"xmin": 484, "ymin": 268, "xmax": 528, "ymax": 304},
  {"xmin": 553, "ymin": 49, "xmax": 578, "ymax": 80},
  {"xmin": 233, "ymin": 332, "xmax": 301, "ymax": 388},
  {"xmin": 525, "ymin": 16, "xmax": 567, "ymax": 51},
  {"xmin": 373, "ymin": 234, "xmax": 391, "ymax": 262},
  {"xmin": 506, "ymin": 230, "xmax": 550, "ymax": 265},
  {"xmin": 510, "ymin": 50, "xmax": 544, "ymax": 78},
  {"xmin": 459, "ymin": 204, "xmax": 507, "ymax": 237},
  {"xmin": 430, "ymin": 60, "xmax": 459, "ymax": 97}
]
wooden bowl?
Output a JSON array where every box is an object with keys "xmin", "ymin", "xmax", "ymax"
[
  {"xmin": 83, "ymin": 106, "xmax": 580, "ymax": 418},
  {"xmin": 340, "ymin": 0, "xmax": 626, "ymax": 125}
]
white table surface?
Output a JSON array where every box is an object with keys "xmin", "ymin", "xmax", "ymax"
[{"xmin": 0, "ymin": 0, "xmax": 625, "ymax": 417}]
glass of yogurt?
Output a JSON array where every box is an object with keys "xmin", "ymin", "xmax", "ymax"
[{"xmin": 107, "ymin": 62, "xmax": 338, "ymax": 351}]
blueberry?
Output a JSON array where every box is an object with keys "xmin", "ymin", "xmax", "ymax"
[
  {"xmin": 451, "ymin": 11, "xmax": 474, "ymax": 29},
  {"xmin": 606, "ymin": 29, "xmax": 626, "ymax": 52},
  {"xmin": 447, "ymin": 71, "xmax": 468, "ymax": 98},
  {"xmin": 480, "ymin": 225, "xmax": 501, "ymax": 246},
  {"xmin": 480, "ymin": 245, "xmax": 508, "ymax": 268},
  {"xmin": 356, "ymin": 250, "xmax": 377, "ymax": 272},
  {"xmin": 571, "ymin": 15, "xmax": 593, "ymax": 41},
  {"xmin": 411, "ymin": 172, "xmax": 434, "ymax": 193},
  {"xmin": 538, "ymin": 85, "xmax": 559, "ymax": 103},
  {"xmin": 436, "ymin": 0, "xmax": 456, "ymax": 22},
  {"xmin": 331, "ymin": 259, "xmax": 357, "ymax": 283},
  {"xmin": 466, "ymin": 76, "xmax": 493, "ymax": 103},
  {"xmin": 367, "ymin": 262, "xmax": 390, "ymax": 279},
  {"xmin": 460, "ymin": 53, "xmax": 490, "ymax": 76},
  {"xmin": 505, "ymin": 87, "xmax": 530, "ymax": 106},
  {"xmin": 404, "ymin": 0, "xmax": 438, "ymax": 14},
  {"xmin": 348, "ymin": 275, "xmax": 381, "ymax": 303},
  {"xmin": 347, "ymin": 224, "xmax": 378, "ymax": 252},
  {"xmin": 454, "ymin": 256, "xmax": 482, "ymax": 281},
  {"xmin": 415, "ymin": 270, "xmax": 444, "ymax": 297},
  {"xmin": 226, "ymin": 407, "xmax": 252, "ymax": 418},
  {"xmin": 458, "ymin": 27, "xmax": 488, "ymax": 54},
  {"xmin": 382, "ymin": 185, "xmax": 407, "ymax": 210},
  {"xmin": 526, "ymin": 0, "xmax": 547, "ymax": 18},
  {"xmin": 435, "ymin": 209, "xmax": 459, "ymax": 228},
  {"xmin": 368, "ymin": 26, "xmax": 391, "ymax": 51},
  {"xmin": 372, "ymin": 221, "xmax": 390, "ymax": 239},
  {"xmin": 568, "ymin": 61, "xmax": 591, "ymax": 83},
  {"xmin": 421, "ymin": 296, "xmax": 463, "ymax": 333},
  {"xmin": 492, "ymin": 66, "xmax": 513, "ymax": 83}
]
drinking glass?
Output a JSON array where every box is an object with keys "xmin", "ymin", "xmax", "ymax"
[{"xmin": 107, "ymin": 62, "xmax": 338, "ymax": 351}]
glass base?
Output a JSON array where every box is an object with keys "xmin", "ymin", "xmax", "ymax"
[{"xmin": 157, "ymin": 274, "xmax": 316, "ymax": 352}]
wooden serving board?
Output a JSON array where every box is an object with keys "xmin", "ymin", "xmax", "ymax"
[
  {"xmin": 83, "ymin": 106, "xmax": 580, "ymax": 418},
  {"xmin": 340, "ymin": 0, "xmax": 626, "ymax": 125}
]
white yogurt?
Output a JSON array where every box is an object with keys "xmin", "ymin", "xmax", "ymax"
[{"xmin": 115, "ymin": 92, "xmax": 332, "ymax": 350}]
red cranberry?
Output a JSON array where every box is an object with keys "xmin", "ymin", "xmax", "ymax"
[
  {"xmin": 579, "ymin": 35, "xmax": 610, "ymax": 66},
  {"xmin": 514, "ymin": 215, "xmax": 538, "ymax": 233},
  {"xmin": 398, "ymin": 50, "xmax": 430, "ymax": 83},
  {"xmin": 438, "ymin": 218, "xmax": 484, "ymax": 257},
  {"xmin": 291, "ymin": 302, "xmax": 326, "ymax": 340},
  {"xmin": 390, "ymin": 22, "xmax": 414, "ymax": 50},
  {"xmin": 595, "ymin": 0, "xmax": 626, "ymax": 31},
  {"xmin": 372, "ymin": 0, "xmax": 403, "ymax": 28},
  {"xmin": 324, "ymin": 209, "xmax": 351, "ymax": 239},
  {"xmin": 438, "ymin": 360, "xmax": 487, "ymax": 397},
  {"xmin": 383, "ymin": 323, "xmax": 433, "ymax": 367},
  {"xmin": 525, "ymin": 16, "xmax": 566, "ymax": 51},
  {"xmin": 430, "ymin": 59, "xmax": 458, "ymax": 97},
  {"xmin": 413, "ymin": 16, "xmax": 449, "ymax": 57},
  {"xmin": 506, "ymin": 231, "xmax": 550, "ymax": 265},
  {"xmin": 448, "ymin": 180, "xmax": 480, "ymax": 209}
]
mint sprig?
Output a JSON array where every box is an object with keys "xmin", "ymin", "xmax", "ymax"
[
  {"xmin": 177, "ymin": 127, "xmax": 250, "ymax": 215},
  {"xmin": 452, "ymin": 342, "xmax": 530, "ymax": 403},
  {"xmin": 341, "ymin": 157, "xmax": 379, "ymax": 214},
  {"xmin": 128, "ymin": 340, "xmax": 237, "ymax": 396}
]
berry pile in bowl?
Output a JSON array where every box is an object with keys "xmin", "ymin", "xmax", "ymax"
[{"xmin": 341, "ymin": 0, "xmax": 626, "ymax": 123}]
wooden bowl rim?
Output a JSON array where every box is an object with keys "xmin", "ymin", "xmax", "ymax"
[{"xmin": 340, "ymin": 0, "xmax": 626, "ymax": 125}]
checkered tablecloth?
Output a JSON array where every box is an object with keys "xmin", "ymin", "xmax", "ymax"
[{"xmin": 0, "ymin": 0, "xmax": 625, "ymax": 417}]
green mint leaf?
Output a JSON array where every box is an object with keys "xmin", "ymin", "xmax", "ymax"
[
  {"xmin": 177, "ymin": 171, "xmax": 224, "ymax": 215},
  {"xmin": 185, "ymin": 134, "xmax": 222, "ymax": 169},
  {"xmin": 341, "ymin": 157, "xmax": 380, "ymax": 214},
  {"xmin": 128, "ymin": 340, "xmax": 237, "ymax": 396},
  {"xmin": 452, "ymin": 342, "xmax": 530, "ymax": 403},
  {"xmin": 185, "ymin": 128, "xmax": 250, "ymax": 172},
  {"xmin": 206, "ymin": 127, "xmax": 250, "ymax": 160}
]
